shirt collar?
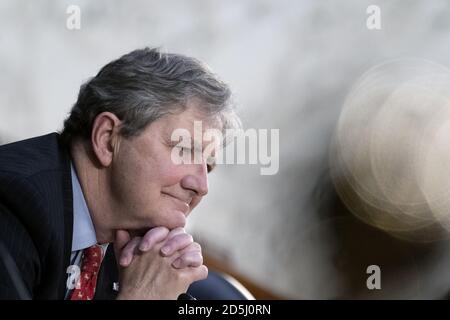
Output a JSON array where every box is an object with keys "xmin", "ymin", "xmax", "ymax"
[{"xmin": 71, "ymin": 163, "xmax": 97, "ymax": 252}]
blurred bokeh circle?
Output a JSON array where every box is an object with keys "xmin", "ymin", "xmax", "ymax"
[{"xmin": 331, "ymin": 59, "xmax": 450, "ymax": 242}]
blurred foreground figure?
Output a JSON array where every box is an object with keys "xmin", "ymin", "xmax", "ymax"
[
  {"xmin": 0, "ymin": 48, "xmax": 240, "ymax": 299},
  {"xmin": 331, "ymin": 59, "xmax": 450, "ymax": 242}
]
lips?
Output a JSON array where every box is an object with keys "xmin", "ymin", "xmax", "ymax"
[{"xmin": 162, "ymin": 192, "xmax": 191, "ymax": 214}]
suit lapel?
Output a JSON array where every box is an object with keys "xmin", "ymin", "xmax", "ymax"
[
  {"xmin": 58, "ymin": 140, "xmax": 74, "ymax": 299},
  {"xmin": 94, "ymin": 245, "xmax": 119, "ymax": 300}
]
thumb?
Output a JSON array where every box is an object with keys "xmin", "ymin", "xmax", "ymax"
[{"xmin": 114, "ymin": 229, "xmax": 131, "ymax": 260}]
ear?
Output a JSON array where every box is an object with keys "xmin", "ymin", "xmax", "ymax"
[{"xmin": 91, "ymin": 112, "xmax": 122, "ymax": 167}]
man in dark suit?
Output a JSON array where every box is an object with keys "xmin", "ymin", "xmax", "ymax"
[{"xmin": 0, "ymin": 47, "xmax": 240, "ymax": 299}]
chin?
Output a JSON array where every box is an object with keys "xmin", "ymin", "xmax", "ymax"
[
  {"xmin": 128, "ymin": 209, "xmax": 187, "ymax": 232},
  {"xmin": 164, "ymin": 210, "xmax": 187, "ymax": 229}
]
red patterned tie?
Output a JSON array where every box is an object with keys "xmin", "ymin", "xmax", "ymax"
[{"xmin": 70, "ymin": 245, "xmax": 103, "ymax": 300}]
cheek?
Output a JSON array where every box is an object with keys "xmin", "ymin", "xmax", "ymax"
[
  {"xmin": 122, "ymin": 162, "xmax": 182, "ymax": 211},
  {"xmin": 112, "ymin": 151, "xmax": 159, "ymax": 207},
  {"xmin": 156, "ymin": 161, "xmax": 188, "ymax": 187}
]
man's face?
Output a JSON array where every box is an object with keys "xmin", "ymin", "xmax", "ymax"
[{"xmin": 108, "ymin": 106, "xmax": 218, "ymax": 232}]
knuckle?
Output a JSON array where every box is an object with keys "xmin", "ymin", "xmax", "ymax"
[
  {"xmin": 172, "ymin": 233, "xmax": 191, "ymax": 246},
  {"xmin": 155, "ymin": 226, "xmax": 170, "ymax": 238},
  {"xmin": 201, "ymin": 266, "xmax": 209, "ymax": 279},
  {"xmin": 172, "ymin": 227, "xmax": 185, "ymax": 234},
  {"xmin": 183, "ymin": 254, "xmax": 195, "ymax": 264},
  {"xmin": 155, "ymin": 226, "xmax": 168, "ymax": 233},
  {"xmin": 168, "ymin": 227, "xmax": 185, "ymax": 239},
  {"xmin": 145, "ymin": 229, "xmax": 158, "ymax": 241}
]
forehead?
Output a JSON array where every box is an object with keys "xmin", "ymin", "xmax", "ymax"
[
  {"xmin": 158, "ymin": 106, "xmax": 222, "ymax": 139},
  {"xmin": 128, "ymin": 104, "xmax": 223, "ymax": 161}
]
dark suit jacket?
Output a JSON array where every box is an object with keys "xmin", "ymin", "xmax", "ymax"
[{"xmin": 0, "ymin": 133, "xmax": 118, "ymax": 299}]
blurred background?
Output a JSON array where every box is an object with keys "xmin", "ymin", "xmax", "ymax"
[{"xmin": 1, "ymin": 0, "xmax": 450, "ymax": 299}]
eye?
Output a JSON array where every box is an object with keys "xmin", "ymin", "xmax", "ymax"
[
  {"xmin": 206, "ymin": 159, "xmax": 216, "ymax": 173},
  {"xmin": 175, "ymin": 145, "xmax": 192, "ymax": 153}
]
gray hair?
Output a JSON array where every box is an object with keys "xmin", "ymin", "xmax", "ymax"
[{"xmin": 60, "ymin": 47, "xmax": 240, "ymax": 146}]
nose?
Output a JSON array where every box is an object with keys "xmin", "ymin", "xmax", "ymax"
[{"xmin": 180, "ymin": 162, "xmax": 209, "ymax": 197}]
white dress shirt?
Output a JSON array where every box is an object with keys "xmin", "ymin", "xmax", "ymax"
[{"xmin": 65, "ymin": 163, "xmax": 108, "ymax": 299}]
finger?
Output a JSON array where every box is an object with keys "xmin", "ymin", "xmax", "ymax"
[
  {"xmin": 179, "ymin": 242, "xmax": 201, "ymax": 255},
  {"xmin": 161, "ymin": 227, "xmax": 187, "ymax": 255},
  {"xmin": 172, "ymin": 251, "xmax": 203, "ymax": 269},
  {"xmin": 160, "ymin": 233, "xmax": 193, "ymax": 257},
  {"xmin": 119, "ymin": 236, "xmax": 142, "ymax": 267},
  {"xmin": 167, "ymin": 227, "xmax": 186, "ymax": 240},
  {"xmin": 170, "ymin": 242, "xmax": 201, "ymax": 267},
  {"xmin": 139, "ymin": 226, "xmax": 170, "ymax": 251},
  {"xmin": 182, "ymin": 265, "xmax": 208, "ymax": 283},
  {"xmin": 194, "ymin": 265, "xmax": 209, "ymax": 282},
  {"xmin": 114, "ymin": 229, "xmax": 131, "ymax": 260}
]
